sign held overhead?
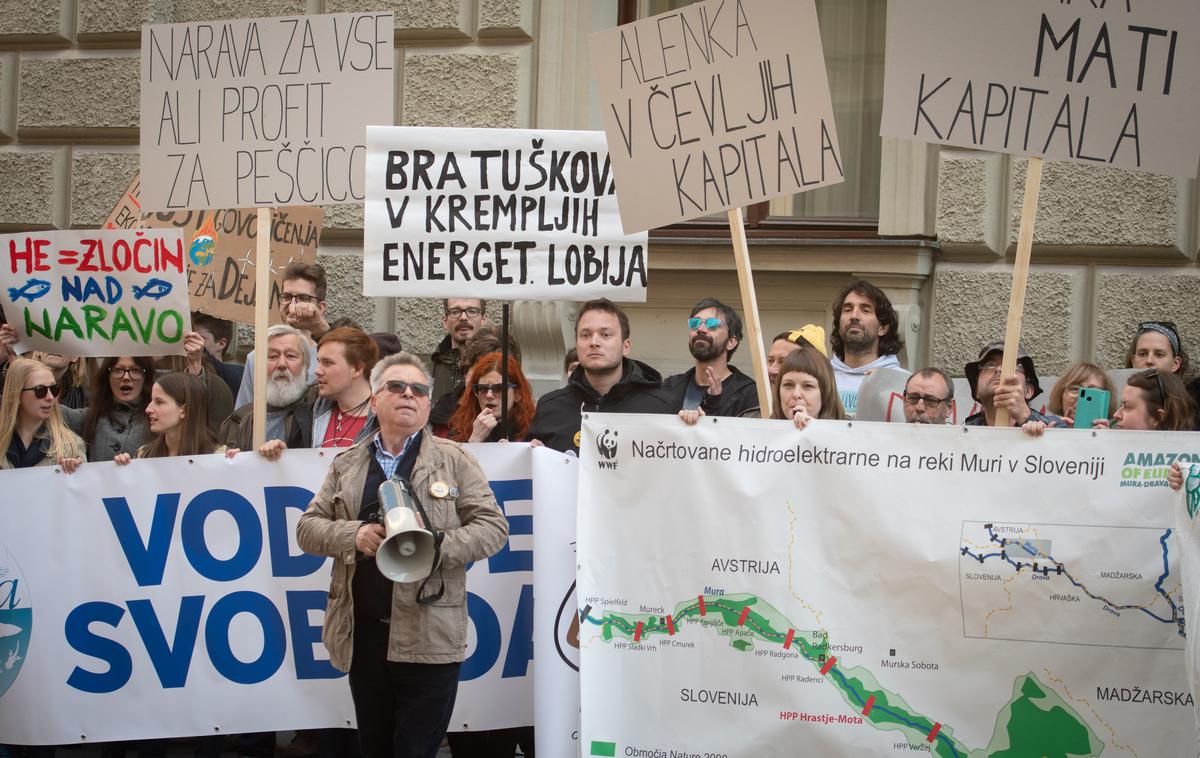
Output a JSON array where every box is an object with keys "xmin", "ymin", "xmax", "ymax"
[
  {"xmin": 881, "ymin": 0, "xmax": 1200, "ymax": 177},
  {"xmin": 589, "ymin": 0, "xmax": 844, "ymax": 233}
]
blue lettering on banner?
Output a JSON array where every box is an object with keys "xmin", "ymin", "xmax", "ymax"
[{"xmin": 68, "ymin": 476, "xmax": 536, "ymax": 693}]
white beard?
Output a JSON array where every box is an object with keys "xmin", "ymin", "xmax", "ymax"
[{"xmin": 266, "ymin": 370, "xmax": 309, "ymax": 407}]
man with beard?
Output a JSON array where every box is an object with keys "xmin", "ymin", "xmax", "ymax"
[
  {"xmin": 529, "ymin": 298, "xmax": 675, "ymax": 453},
  {"xmin": 829, "ymin": 280, "xmax": 908, "ymax": 416},
  {"xmin": 221, "ymin": 325, "xmax": 315, "ymax": 451},
  {"xmin": 662, "ymin": 298, "xmax": 759, "ymax": 417},
  {"xmin": 431, "ymin": 298, "xmax": 487, "ymax": 408},
  {"xmin": 902, "ymin": 368, "xmax": 955, "ymax": 425},
  {"xmin": 963, "ymin": 341, "xmax": 1066, "ymax": 428}
]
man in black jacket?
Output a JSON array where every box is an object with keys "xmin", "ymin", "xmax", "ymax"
[
  {"xmin": 661, "ymin": 298, "xmax": 759, "ymax": 418},
  {"xmin": 530, "ymin": 299, "xmax": 675, "ymax": 453}
]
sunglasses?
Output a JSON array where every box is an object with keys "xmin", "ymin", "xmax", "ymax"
[
  {"xmin": 688, "ymin": 317, "xmax": 722, "ymax": 330},
  {"xmin": 22, "ymin": 383, "xmax": 62, "ymax": 399},
  {"xmin": 473, "ymin": 382, "xmax": 517, "ymax": 396},
  {"xmin": 379, "ymin": 380, "xmax": 431, "ymax": 398},
  {"xmin": 1144, "ymin": 368, "xmax": 1166, "ymax": 401}
]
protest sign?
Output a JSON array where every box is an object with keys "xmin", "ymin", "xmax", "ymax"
[
  {"xmin": 1174, "ymin": 464, "xmax": 1200, "ymax": 736},
  {"xmin": 588, "ymin": 0, "xmax": 843, "ymax": 234},
  {"xmin": 139, "ymin": 12, "xmax": 395, "ymax": 212},
  {"xmin": 104, "ymin": 172, "xmax": 323, "ymax": 324},
  {"xmin": 0, "ymin": 445, "xmax": 558, "ymax": 744},
  {"xmin": 363, "ymin": 127, "xmax": 648, "ymax": 301},
  {"xmin": 881, "ymin": 0, "xmax": 1200, "ymax": 176},
  {"xmin": 0, "ymin": 230, "xmax": 190, "ymax": 357},
  {"xmin": 578, "ymin": 413, "xmax": 1195, "ymax": 756}
]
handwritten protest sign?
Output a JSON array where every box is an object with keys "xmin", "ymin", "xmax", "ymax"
[
  {"xmin": 0, "ymin": 230, "xmax": 190, "ymax": 356},
  {"xmin": 139, "ymin": 12, "xmax": 395, "ymax": 212},
  {"xmin": 589, "ymin": 0, "xmax": 843, "ymax": 233},
  {"xmin": 881, "ymin": 0, "xmax": 1200, "ymax": 176},
  {"xmin": 103, "ymin": 173, "xmax": 322, "ymax": 324},
  {"xmin": 364, "ymin": 127, "xmax": 649, "ymax": 301}
]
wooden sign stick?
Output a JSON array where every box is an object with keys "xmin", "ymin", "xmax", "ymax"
[
  {"xmin": 728, "ymin": 207, "xmax": 773, "ymax": 417},
  {"xmin": 252, "ymin": 208, "xmax": 271, "ymax": 449},
  {"xmin": 994, "ymin": 157, "xmax": 1044, "ymax": 429}
]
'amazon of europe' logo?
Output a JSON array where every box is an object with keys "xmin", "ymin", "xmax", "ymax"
[
  {"xmin": 0, "ymin": 543, "xmax": 31, "ymax": 700},
  {"xmin": 596, "ymin": 429, "xmax": 619, "ymax": 470},
  {"xmin": 1121, "ymin": 451, "xmax": 1200, "ymax": 489}
]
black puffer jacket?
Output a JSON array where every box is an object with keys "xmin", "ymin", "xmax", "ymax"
[{"xmin": 529, "ymin": 359, "xmax": 675, "ymax": 453}]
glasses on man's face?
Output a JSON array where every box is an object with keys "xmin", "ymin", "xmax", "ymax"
[
  {"xmin": 379, "ymin": 380, "xmax": 431, "ymax": 398},
  {"xmin": 688, "ymin": 317, "xmax": 722, "ymax": 331},
  {"xmin": 474, "ymin": 382, "xmax": 517, "ymax": 397},
  {"xmin": 22, "ymin": 383, "xmax": 62, "ymax": 400},
  {"xmin": 280, "ymin": 293, "xmax": 319, "ymax": 305},
  {"xmin": 447, "ymin": 307, "xmax": 482, "ymax": 319},
  {"xmin": 109, "ymin": 366, "xmax": 146, "ymax": 379},
  {"xmin": 903, "ymin": 393, "xmax": 946, "ymax": 407}
]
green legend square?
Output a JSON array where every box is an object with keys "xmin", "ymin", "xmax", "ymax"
[{"xmin": 590, "ymin": 740, "xmax": 617, "ymax": 757}]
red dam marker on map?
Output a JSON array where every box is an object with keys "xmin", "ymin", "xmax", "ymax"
[
  {"xmin": 666, "ymin": 615, "xmax": 675, "ymax": 635},
  {"xmin": 927, "ymin": 723, "xmax": 941, "ymax": 742},
  {"xmin": 698, "ymin": 596, "xmax": 706, "ymax": 615},
  {"xmin": 820, "ymin": 656, "xmax": 837, "ymax": 675},
  {"xmin": 862, "ymin": 695, "xmax": 875, "ymax": 716},
  {"xmin": 634, "ymin": 621, "xmax": 643, "ymax": 642},
  {"xmin": 737, "ymin": 606, "xmax": 750, "ymax": 626},
  {"xmin": 783, "ymin": 629, "xmax": 794, "ymax": 649}
]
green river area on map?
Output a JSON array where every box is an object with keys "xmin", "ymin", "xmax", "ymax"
[{"xmin": 587, "ymin": 592, "xmax": 1105, "ymax": 758}]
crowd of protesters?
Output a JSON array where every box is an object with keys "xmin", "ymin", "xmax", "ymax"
[{"xmin": 2, "ymin": 266, "xmax": 1196, "ymax": 758}]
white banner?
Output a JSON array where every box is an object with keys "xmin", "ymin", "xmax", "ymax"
[
  {"xmin": 0, "ymin": 445, "xmax": 559, "ymax": 744},
  {"xmin": 578, "ymin": 414, "xmax": 1196, "ymax": 757},
  {"xmin": 363, "ymin": 127, "xmax": 648, "ymax": 301},
  {"xmin": 1174, "ymin": 463, "xmax": 1200, "ymax": 740},
  {"xmin": 532, "ymin": 448, "xmax": 581, "ymax": 757},
  {"xmin": 0, "ymin": 229, "xmax": 190, "ymax": 357},
  {"xmin": 139, "ymin": 12, "xmax": 395, "ymax": 212}
]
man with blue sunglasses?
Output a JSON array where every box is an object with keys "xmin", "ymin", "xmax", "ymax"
[{"xmin": 662, "ymin": 298, "xmax": 760, "ymax": 418}]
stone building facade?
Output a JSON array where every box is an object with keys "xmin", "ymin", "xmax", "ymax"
[{"xmin": 0, "ymin": 0, "xmax": 1195, "ymax": 396}]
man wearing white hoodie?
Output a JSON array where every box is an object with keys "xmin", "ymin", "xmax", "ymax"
[{"xmin": 829, "ymin": 279, "xmax": 907, "ymax": 416}]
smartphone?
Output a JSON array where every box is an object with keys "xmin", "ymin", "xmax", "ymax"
[{"xmin": 1073, "ymin": 387, "xmax": 1111, "ymax": 429}]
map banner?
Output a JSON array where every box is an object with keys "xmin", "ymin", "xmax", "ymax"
[
  {"xmin": 0, "ymin": 445, "xmax": 553, "ymax": 744},
  {"xmin": 578, "ymin": 414, "xmax": 1196, "ymax": 756},
  {"xmin": 1173, "ymin": 463, "xmax": 1200, "ymax": 738}
]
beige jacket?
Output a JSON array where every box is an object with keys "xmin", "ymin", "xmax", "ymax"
[{"xmin": 296, "ymin": 429, "xmax": 508, "ymax": 671}]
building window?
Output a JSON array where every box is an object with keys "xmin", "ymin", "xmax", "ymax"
[{"xmin": 621, "ymin": 0, "xmax": 886, "ymax": 232}]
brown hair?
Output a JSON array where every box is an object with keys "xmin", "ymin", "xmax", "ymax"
[
  {"xmin": 140, "ymin": 372, "xmax": 219, "ymax": 458},
  {"xmin": 1126, "ymin": 369, "xmax": 1196, "ymax": 431},
  {"xmin": 84, "ymin": 356, "xmax": 157, "ymax": 450},
  {"xmin": 770, "ymin": 347, "xmax": 846, "ymax": 421},
  {"xmin": 448, "ymin": 354, "xmax": 535, "ymax": 442},
  {"xmin": 318, "ymin": 327, "xmax": 380, "ymax": 376},
  {"xmin": 1048, "ymin": 362, "xmax": 1115, "ymax": 417},
  {"xmin": 577, "ymin": 298, "xmax": 630, "ymax": 340},
  {"xmin": 830, "ymin": 279, "xmax": 904, "ymax": 360},
  {"xmin": 282, "ymin": 261, "xmax": 327, "ymax": 301}
]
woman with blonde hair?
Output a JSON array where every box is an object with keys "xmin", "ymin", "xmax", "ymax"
[
  {"xmin": 0, "ymin": 357, "xmax": 85, "ymax": 471},
  {"xmin": 1046, "ymin": 362, "xmax": 1116, "ymax": 425},
  {"xmin": 29, "ymin": 351, "xmax": 88, "ymax": 409}
]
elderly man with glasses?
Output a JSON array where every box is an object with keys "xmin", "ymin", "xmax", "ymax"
[
  {"xmin": 298, "ymin": 351, "xmax": 509, "ymax": 758},
  {"xmin": 902, "ymin": 368, "xmax": 955, "ymax": 425}
]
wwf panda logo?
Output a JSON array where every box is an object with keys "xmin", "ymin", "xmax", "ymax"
[{"xmin": 596, "ymin": 429, "xmax": 618, "ymax": 460}]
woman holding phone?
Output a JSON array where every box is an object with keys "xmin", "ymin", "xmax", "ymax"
[{"xmin": 1046, "ymin": 363, "xmax": 1116, "ymax": 426}]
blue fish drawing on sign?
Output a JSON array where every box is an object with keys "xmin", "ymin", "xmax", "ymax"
[
  {"xmin": 7, "ymin": 279, "xmax": 51, "ymax": 303},
  {"xmin": 132, "ymin": 279, "xmax": 173, "ymax": 301}
]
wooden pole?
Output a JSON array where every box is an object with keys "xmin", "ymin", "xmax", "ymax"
[
  {"xmin": 994, "ymin": 157, "xmax": 1044, "ymax": 429},
  {"xmin": 727, "ymin": 207, "xmax": 772, "ymax": 417},
  {"xmin": 500, "ymin": 303, "xmax": 510, "ymax": 441},
  {"xmin": 252, "ymin": 207, "xmax": 271, "ymax": 449}
]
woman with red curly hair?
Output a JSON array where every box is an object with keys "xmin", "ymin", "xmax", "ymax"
[{"xmin": 447, "ymin": 352, "xmax": 534, "ymax": 442}]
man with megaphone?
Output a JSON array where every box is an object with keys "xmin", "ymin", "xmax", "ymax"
[{"xmin": 297, "ymin": 352, "xmax": 510, "ymax": 758}]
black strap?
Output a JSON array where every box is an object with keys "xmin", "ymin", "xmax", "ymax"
[{"xmin": 396, "ymin": 476, "xmax": 446, "ymax": 606}]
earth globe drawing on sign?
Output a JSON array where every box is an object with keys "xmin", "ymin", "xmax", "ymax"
[
  {"xmin": 0, "ymin": 544, "xmax": 31, "ymax": 700},
  {"xmin": 189, "ymin": 218, "xmax": 219, "ymax": 267}
]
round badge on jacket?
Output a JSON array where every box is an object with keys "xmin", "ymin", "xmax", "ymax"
[
  {"xmin": 573, "ymin": 431, "xmax": 581, "ymax": 448},
  {"xmin": 430, "ymin": 481, "xmax": 450, "ymax": 498}
]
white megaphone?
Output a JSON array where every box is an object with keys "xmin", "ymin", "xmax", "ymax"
[{"xmin": 375, "ymin": 479, "xmax": 437, "ymax": 583}]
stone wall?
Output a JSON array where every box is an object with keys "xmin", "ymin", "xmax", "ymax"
[{"xmin": 932, "ymin": 148, "xmax": 1199, "ymax": 379}]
